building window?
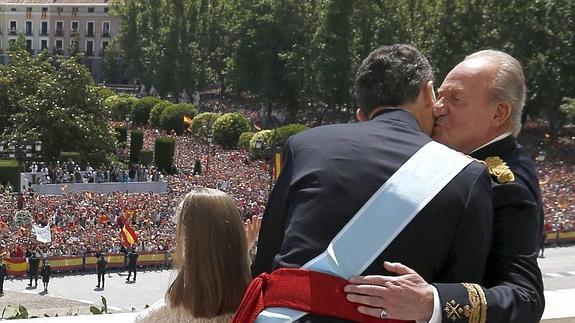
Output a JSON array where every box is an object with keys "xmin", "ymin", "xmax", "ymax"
[
  {"xmin": 56, "ymin": 21, "xmax": 64, "ymax": 36},
  {"xmin": 86, "ymin": 40, "xmax": 94, "ymax": 56},
  {"xmin": 102, "ymin": 22, "xmax": 110, "ymax": 37},
  {"xmin": 25, "ymin": 21, "xmax": 33, "ymax": 36},
  {"xmin": 57, "ymin": 7, "xmax": 63, "ymax": 15},
  {"xmin": 71, "ymin": 21, "xmax": 79, "ymax": 31},
  {"xmin": 104, "ymin": 7, "xmax": 109, "ymax": 13},
  {"xmin": 26, "ymin": 39, "xmax": 33, "ymax": 52},
  {"xmin": 42, "ymin": 7, "xmax": 48, "ymax": 19},
  {"xmin": 102, "ymin": 40, "xmax": 109, "ymax": 53},
  {"xmin": 72, "ymin": 7, "xmax": 78, "ymax": 16},
  {"xmin": 26, "ymin": 7, "xmax": 32, "ymax": 19},
  {"xmin": 88, "ymin": 7, "xmax": 94, "ymax": 13},
  {"xmin": 86, "ymin": 21, "xmax": 94, "ymax": 37},
  {"xmin": 41, "ymin": 39, "xmax": 48, "ymax": 51},
  {"xmin": 41, "ymin": 21, "xmax": 48, "ymax": 35},
  {"xmin": 11, "ymin": 8, "xmax": 16, "ymax": 12},
  {"xmin": 9, "ymin": 21, "xmax": 17, "ymax": 35}
]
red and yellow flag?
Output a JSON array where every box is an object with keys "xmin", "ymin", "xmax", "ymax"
[
  {"xmin": 120, "ymin": 222, "xmax": 138, "ymax": 246},
  {"xmin": 183, "ymin": 114, "xmax": 193, "ymax": 128},
  {"xmin": 273, "ymin": 152, "xmax": 283, "ymax": 180}
]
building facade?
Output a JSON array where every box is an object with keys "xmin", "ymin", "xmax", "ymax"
[{"xmin": 0, "ymin": 0, "xmax": 121, "ymax": 81}]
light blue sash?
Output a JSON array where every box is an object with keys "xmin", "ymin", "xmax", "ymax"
[{"xmin": 256, "ymin": 141, "xmax": 473, "ymax": 322}]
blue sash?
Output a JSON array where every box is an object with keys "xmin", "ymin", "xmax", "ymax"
[{"xmin": 256, "ymin": 141, "xmax": 473, "ymax": 322}]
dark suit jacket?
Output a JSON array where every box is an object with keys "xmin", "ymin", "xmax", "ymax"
[
  {"xmin": 252, "ymin": 109, "xmax": 494, "ymax": 322},
  {"xmin": 435, "ymin": 135, "xmax": 545, "ymax": 323}
]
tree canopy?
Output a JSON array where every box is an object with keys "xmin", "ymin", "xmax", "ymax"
[
  {"xmin": 113, "ymin": 0, "xmax": 574, "ymax": 135},
  {"xmin": 0, "ymin": 49, "xmax": 116, "ymax": 166}
]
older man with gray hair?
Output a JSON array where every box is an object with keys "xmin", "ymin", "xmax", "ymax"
[{"xmin": 345, "ymin": 49, "xmax": 544, "ymax": 323}]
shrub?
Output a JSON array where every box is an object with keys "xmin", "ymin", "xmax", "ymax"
[
  {"xmin": 277, "ymin": 124, "xmax": 307, "ymax": 147},
  {"xmin": 114, "ymin": 125, "xmax": 128, "ymax": 143},
  {"xmin": 139, "ymin": 149, "xmax": 153, "ymax": 166},
  {"xmin": 160, "ymin": 103, "xmax": 198, "ymax": 135},
  {"xmin": 190, "ymin": 112, "xmax": 220, "ymax": 139},
  {"xmin": 149, "ymin": 100, "xmax": 172, "ymax": 129},
  {"xmin": 154, "ymin": 136, "xmax": 176, "ymax": 172},
  {"xmin": 238, "ymin": 132, "xmax": 255, "ymax": 150},
  {"xmin": 212, "ymin": 113, "xmax": 250, "ymax": 149},
  {"xmin": 59, "ymin": 151, "xmax": 81, "ymax": 165},
  {"xmin": 129, "ymin": 129, "xmax": 144, "ymax": 164},
  {"xmin": 249, "ymin": 130, "xmax": 274, "ymax": 159},
  {"xmin": 131, "ymin": 96, "xmax": 162, "ymax": 126},
  {"xmin": 104, "ymin": 94, "xmax": 137, "ymax": 121},
  {"xmin": 0, "ymin": 159, "xmax": 25, "ymax": 191}
]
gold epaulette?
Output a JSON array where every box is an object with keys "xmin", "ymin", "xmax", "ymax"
[{"xmin": 474, "ymin": 156, "xmax": 515, "ymax": 184}]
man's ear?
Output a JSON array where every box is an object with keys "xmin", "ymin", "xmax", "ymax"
[
  {"xmin": 492, "ymin": 101, "xmax": 511, "ymax": 127},
  {"xmin": 423, "ymin": 80, "xmax": 435, "ymax": 109},
  {"xmin": 356, "ymin": 108, "xmax": 368, "ymax": 121}
]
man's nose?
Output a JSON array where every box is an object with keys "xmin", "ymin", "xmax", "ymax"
[{"xmin": 433, "ymin": 99, "xmax": 447, "ymax": 118}]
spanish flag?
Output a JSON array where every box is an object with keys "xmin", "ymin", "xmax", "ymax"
[
  {"xmin": 120, "ymin": 222, "xmax": 138, "ymax": 246},
  {"xmin": 273, "ymin": 152, "xmax": 282, "ymax": 180},
  {"xmin": 183, "ymin": 114, "xmax": 193, "ymax": 129}
]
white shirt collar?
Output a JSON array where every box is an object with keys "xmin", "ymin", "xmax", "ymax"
[{"xmin": 470, "ymin": 132, "xmax": 513, "ymax": 154}]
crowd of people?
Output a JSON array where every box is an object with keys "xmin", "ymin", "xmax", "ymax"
[{"xmin": 0, "ymin": 94, "xmax": 573, "ymax": 267}]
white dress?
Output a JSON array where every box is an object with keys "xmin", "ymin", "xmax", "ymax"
[{"xmin": 135, "ymin": 298, "xmax": 234, "ymax": 323}]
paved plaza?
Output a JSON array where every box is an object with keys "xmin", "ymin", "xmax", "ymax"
[{"xmin": 0, "ymin": 245, "xmax": 574, "ymax": 321}]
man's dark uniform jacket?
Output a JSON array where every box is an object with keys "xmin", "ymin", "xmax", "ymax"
[
  {"xmin": 435, "ymin": 135, "xmax": 545, "ymax": 323},
  {"xmin": 252, "ymin": 109, "xmax": 494, "ymax": 322}
]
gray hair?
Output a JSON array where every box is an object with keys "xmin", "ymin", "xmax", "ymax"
[{"xmin": 465, "ymin": 50, "xmax": 526, "ymax": 136}]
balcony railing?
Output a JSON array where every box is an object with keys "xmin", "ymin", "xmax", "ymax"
[
  {"xmin": 9, "ymin": 29, "xmax": 17, "ymax": 35},
  {"xmin": 86, "ymin": 31, "xmax": 94, "ymax": 37},
  {"xmin": 55, "ymin": 29, "xmax": 64, "ymax": 36},
  {"xmin": 25, "ymin": 31, "xmax": 33, "ymax": 36},
  {"xmin": 102, "ymin": 31, "xmax": 111, "ymax": 38},
  {"xmin": 40, "ymin": 31, "xmax": 49, "ymax": 36}
]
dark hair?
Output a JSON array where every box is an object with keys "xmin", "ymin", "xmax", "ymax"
[{"xmin": 354, "ymin": 44, "xmax": 433, "ymax": 116}]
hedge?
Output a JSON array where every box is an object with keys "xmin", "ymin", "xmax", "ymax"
[
  {"xmin": 277, "ymin": 124, "xmax": 307, "ymax": 147},
  {"xmin": 238, "ymin": 132, "xmax": 255, "ymax": 151},
  {"xmin": 131, "ymin": 96, "xmax": 162, "ymax": 126},
  {"xmin": 114, "ymin": 125, "xmax": 128, "ymax": 143},
  {"xmin": 212, "ymin": 112, "xmax": 250, "ymax": 148},
  {"xmin": 149, "ymin": 100, "xmax": 172, "ymax": 129},
  {"xmin": 59, "ymin": 151, "xmax": 81, "ymax": 165},
  {"xmin": 160, "ymin": 103, "xmax": 198, "ymax": 135},
  {"xmin": 139, "ymin": 149, "xmax": 154, "ymax": 166},
  {"xmin": 249, "ymin": 130, "xmax": 274, "ymax": 159},
  {"xmin": 130, "ymin": 130, "xmax": 144, "ymax": 164},
  {"xmin": 105, "ymin": 94, "xmax": 137, "ymax": 121},
  {"xmin": 154, "ymin": 136, "xmax": 176, "ymax": 173},
  {"xmin": 190, "ymin": 112, "xmax": 220, "ymax": 139},
  {"xmin": 0, "ymin": 159, "xmax": 25, "ymax": 191}
]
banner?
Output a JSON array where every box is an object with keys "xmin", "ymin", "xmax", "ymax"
[{"xmin": 32, "ymin": 224, "xmax": 52, "ymax": 243}]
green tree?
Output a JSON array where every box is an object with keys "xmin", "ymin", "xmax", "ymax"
[
  {"xmin": 160, "ymin": 103, "xmax": 198, "ymax": 135},
  {"xmin": 132, "ymin": 96, "xmax": 162, "ymax": 125},
  {"xmin": 149, "ymin": 100, "xmax": 172, "ymax": 128},
  {"xmin": 101, "ymin": 39, "xmax": 123, "ymax": 83},
  {"xmin": 316, "ymin": 0, "xmax": 354, "ymax": 114},
  {"xmin": 0, "ymin": 49, "xmax": 116, "ymax": 165},
  {"xmin": 212, "ymin": 112, "xmax": 250, "ymax": 148},
  {"xmin": 190, "ymin": 112, "xmax": 220, "ymax": 139}
]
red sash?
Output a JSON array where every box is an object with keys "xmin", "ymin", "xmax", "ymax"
[{"xmin": 233, "ymin": 268, "xmax": 413, "ymax": 323}]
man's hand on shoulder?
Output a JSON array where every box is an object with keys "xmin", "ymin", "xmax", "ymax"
[{"xmin": 344, "ymin": 261, "xmax": 434, "ymax": 321}]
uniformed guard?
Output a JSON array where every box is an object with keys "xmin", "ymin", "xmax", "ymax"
[
  {"xmin": 126, "ymin": 247, "xmax": 138, "ymax": 282},
  {"xmin": 40, "ymin": 260, "xmax": 51, "ymax": 293},
  {"xmin": 97, "ymin": 254, "xmax": 107, "ymax": 288},
  {"xmin": 27, "ymin": 252, "xmax": 40, "ymax": 287}
]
